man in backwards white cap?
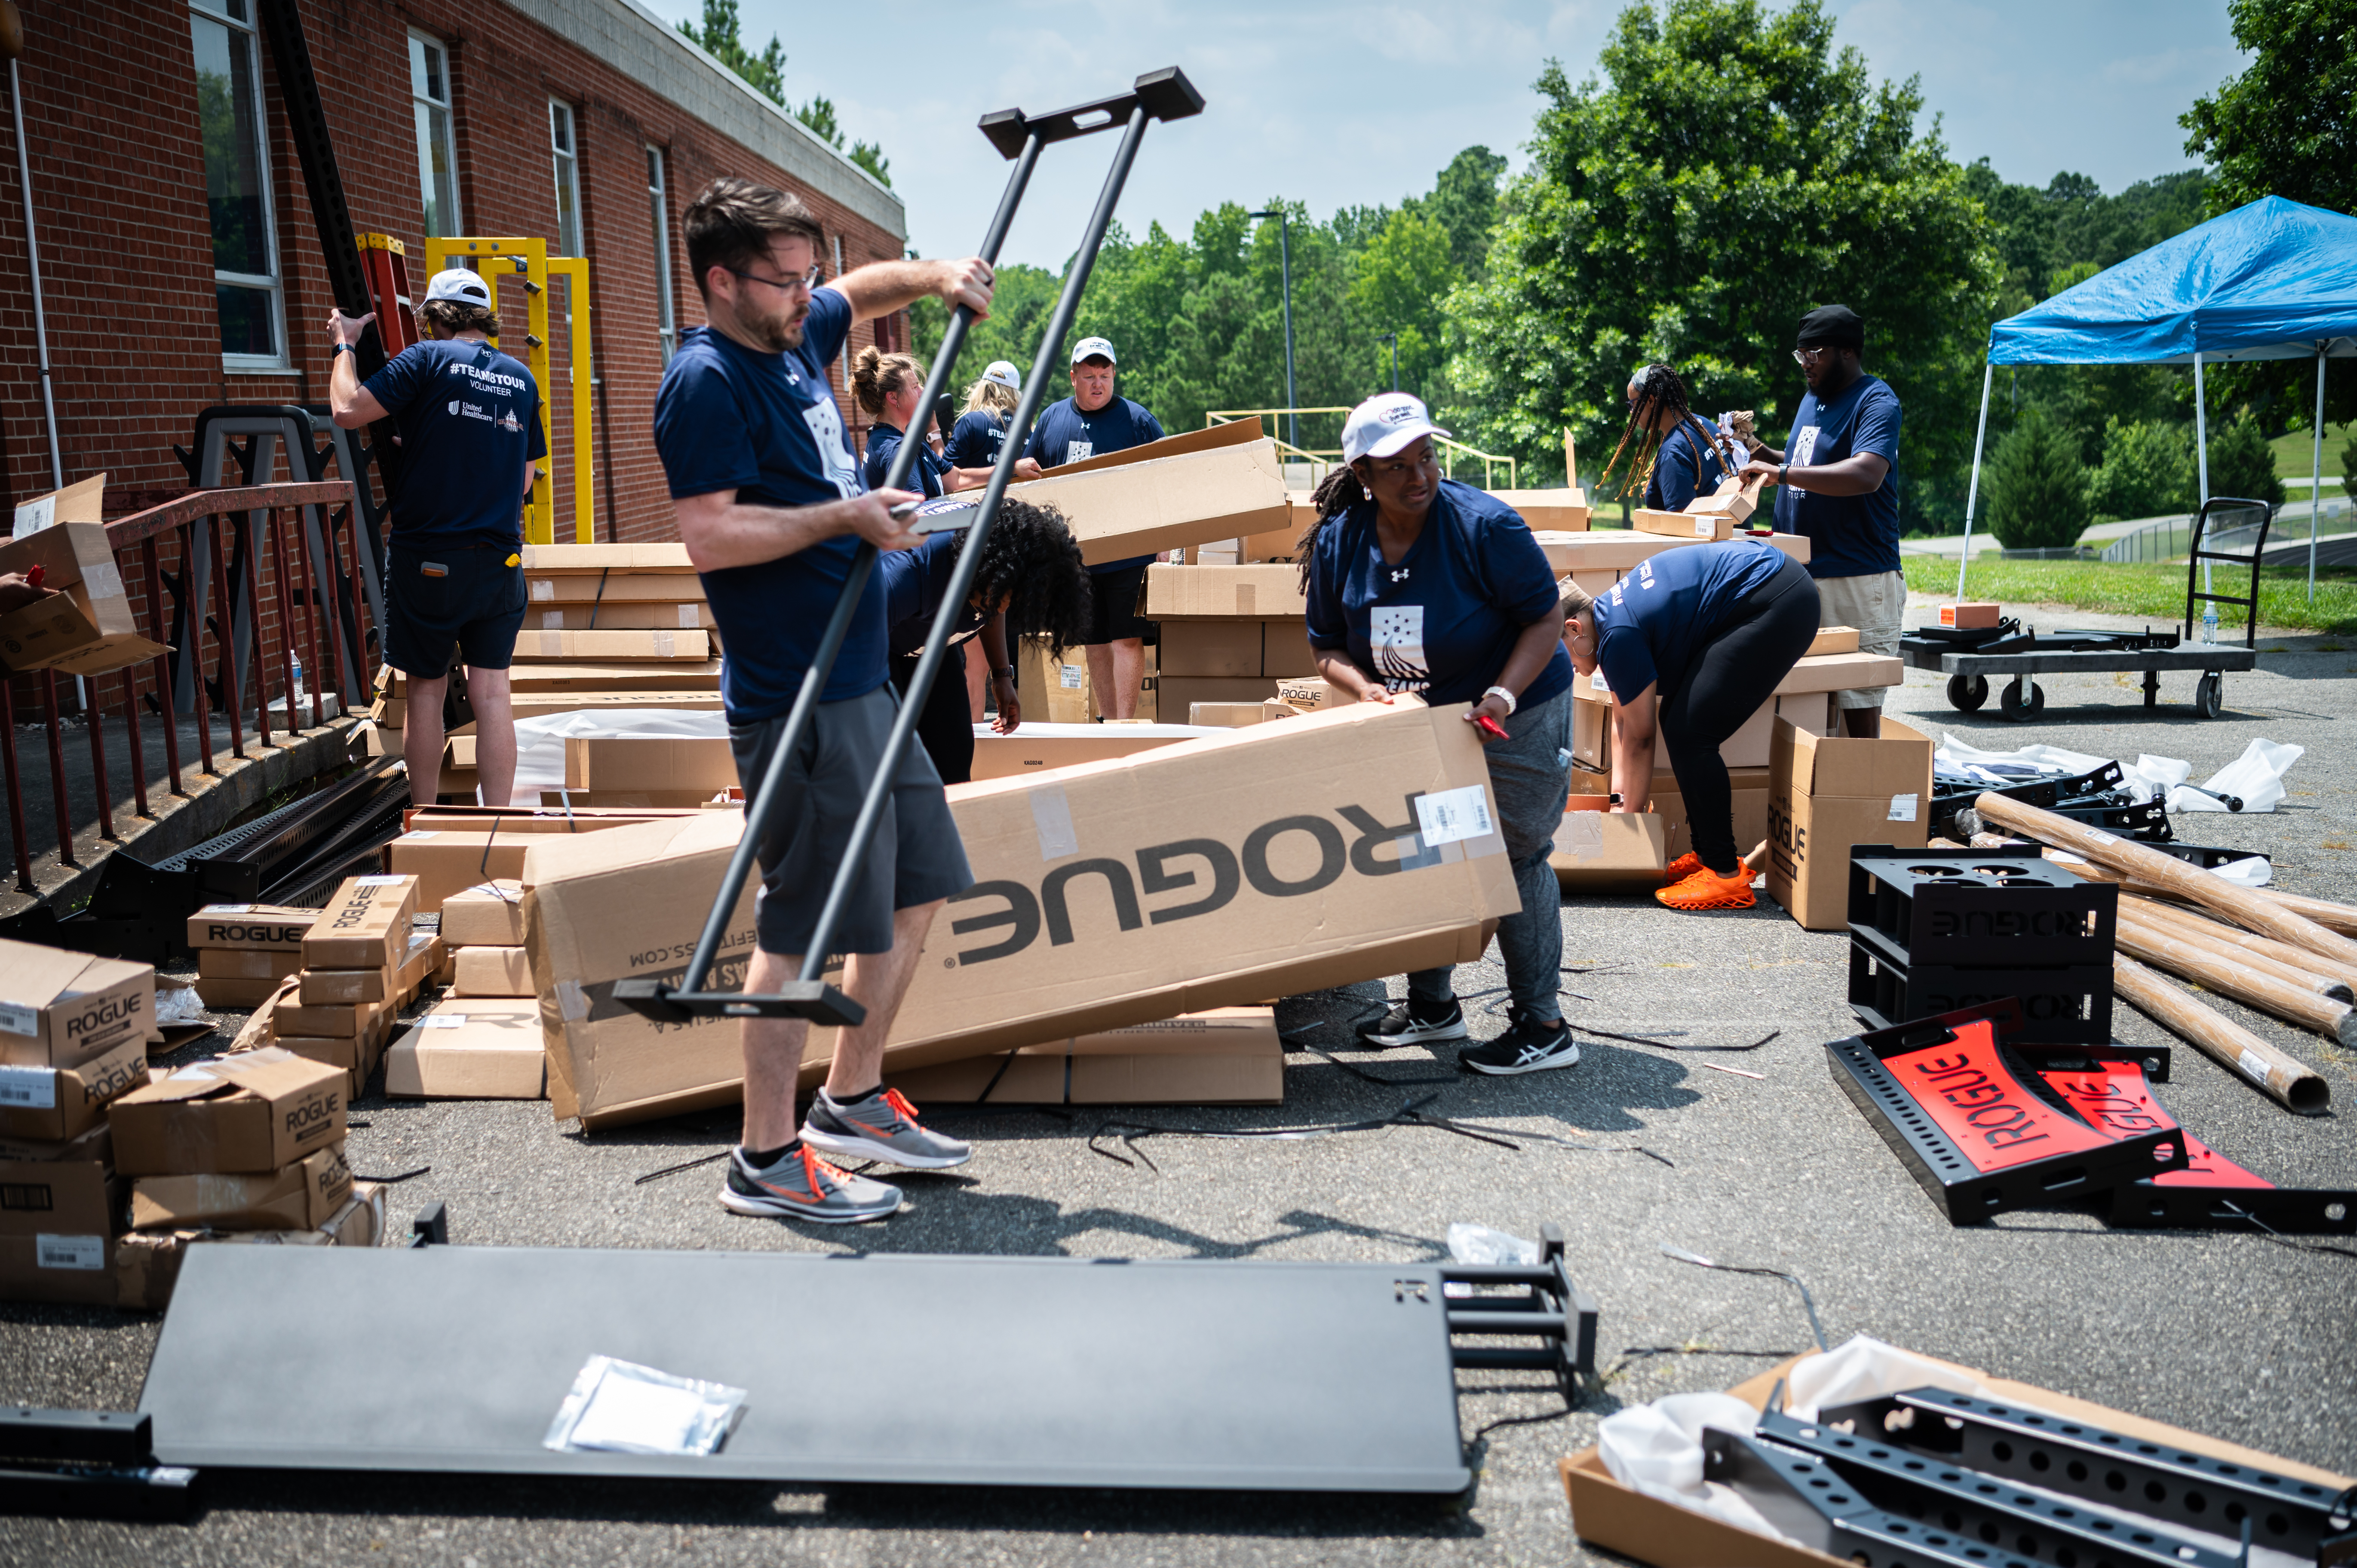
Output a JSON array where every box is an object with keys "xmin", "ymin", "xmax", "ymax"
[
  {"xmin": 328, "ymin": 267, "xmax": 545, "ymax": 808},
  {"xmin": 1024, "ymin": 336, "xmax": 1166, "ymax": 719}
]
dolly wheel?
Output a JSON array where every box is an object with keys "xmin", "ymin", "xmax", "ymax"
[
  {"xmin": 1946, "ymin": 673, "xmax": 1989, "ymax": 712},
  {"xmin": 1998, "ymin": 677, "xmax": 2045, "ymax": 721},
  {"xmin": 2194, "ymin": 671, "xmax": 2223, "ymax": 719}
]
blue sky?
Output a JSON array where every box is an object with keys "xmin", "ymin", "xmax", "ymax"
[{"xmin": 678, "ymin": 0, "xmax": 2248, "ymax": 268}]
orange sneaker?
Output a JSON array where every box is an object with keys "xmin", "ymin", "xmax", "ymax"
[
  {"xmin": 1656, "ymin": 863, "xmax": 1756, "ymax": 911},
  {"xmin": 1664, "ymin": 852, "xmax": 1702, "ymax": 880}
]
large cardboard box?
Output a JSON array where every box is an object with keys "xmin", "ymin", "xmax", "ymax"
[
  {"xmin": 1571, "ymin": 766, "xmax": 1773, "ymax": 866},
  {"xmin": 1016, "ymin": 638, "xmax": 1095, "ymax": 723},
  {"xmin": 887, "ymin": 1007, "xmax": 1285, "ymax": 1105},
  {"xmin": 1006, "ymin": 439, "xmax": 1290, "ymax": 566},
  {"xmin": 511, "ymin": 628, "xmax": 709, "ymax": 662},
  {"xmin": 298, "ymin": 963, "xmax": 393, "ymax": 1005},
  {"xmin": 1765, "ymin": 715, "xmax": 1934, "ymax": 930},
  {"xmin": 1550, "ymin": 801, "xmax": 1667, "ymax": 890},
  {"xmin": 525, "ymin": 572, "xmax": 704, "ymax": 604},
  {"xmin": 1142, "ymin": 563, "xmax": 1308, "ymax": 620},
  {"xmin": 302, "ymin": 875, "xmax": 419, "ymax": 968},
  {"xmin": 519, "ymin": 542, "xmax": 696, "ymax": 574},
  {"xmin": 0, "ymin": 940, "xmax": 154, "ymax": 1069},
  {"xmin": 114, "ymin": 1182, "xmax": 387, "ymax": 1311},
  {"xmin": 275, "ymin": 995, "xmax": 390, "ymax": 1039},
  {"xmin": 0, "ymin": 517, "xmax": 170, "ymax": 677},
  {"xmin": 0, "ymin": 1034, "xmax": 144, "ymax": 1142},
  {"xmin": 441, "ymin": 881, "xmax": 529, "ymax": 946},
  {"xmin": 452, "ymin": 944, "xmax": 532, "ymax": 997},
  {"xmin": 129, "ymin": 1141, "xmax": 351, "ymax": 1232},
  {"xmin": 564, "ymin": 736, "xmax": 737, "ymax": 798},
  {"xmin": 1632, "ymin": 507, "xmax": 1736, "ymax": 541},
  {"xmin": 1037, "ymin": 416, "xmax": 1267, "ymax": 477},
  {"xmin": 200, "ymin": 947, "xmax": 305, "ymax": 982},
  {"xmin": 1549, "ymin": 531, "xmax": 1810, "ymax": 572},
  {"xmin": 529, "ymin": 600, "xmax": 717, "ymax": 632},
  {"xmin": 1157, "ymin": 619, "xmax": 1265, "ymax": 678},
  {"xmin": 0, "ymin": 1230, "xmax": 116, "ymax": 1304},
  {"xmin": 525, "ymin": 699, "xmax": 1519, "ymax": 1126},
  {"xmin": 1490, "ymin": 490, "xmax": 1592, "ymax": 531},
  {"xmin": 184, "ymin": 904, "xmax": 318, "ymax": 951},
  {"xmin": 969, "ymin": 723, "xmax": 1204, "ymax": 781},
  {"xmin": 386, "ymin": 832, "xmax": 552, "ymax": 911},
  {"xmin": 386, "ymin": 1000, "xmax": 546, "ymax": 1098},
  {"xmin": 109, "ymin": 1049, "xmax": 347, "ymax": 1175},
  {"xmin": 9, "ymin": 472, "xmax": 104, "ymax": 535},
  {"xmin": 1156, "ymin": 675, "xmax": 1280, "ymax": 715},
  {"xmin": 0, "ymin": 1142, "xmax": 120, "ymax": 1238}
]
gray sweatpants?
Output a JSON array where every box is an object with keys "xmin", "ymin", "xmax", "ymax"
[{"xmin": 1406, "ymin": 687, "xmax": 1573, "ymax": 1023}]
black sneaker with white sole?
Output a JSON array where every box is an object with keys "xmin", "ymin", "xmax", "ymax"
[
  {"xmin": 1356, "ymin": 997, "xmax": 1468, "ymax": 1048},
  {"xmin": 1459, "ymin": 1014, "xmax": 1581, "ymax": 1076}
]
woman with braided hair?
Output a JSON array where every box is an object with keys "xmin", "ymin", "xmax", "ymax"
[{"xmin": 1599, "ymin": 363, "xmax": 1747, "ymax": 513}]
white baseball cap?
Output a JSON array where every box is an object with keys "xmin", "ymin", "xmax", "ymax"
[
  {"xmin": 423, "ymin": 267, "xmax": 493, "ymax": 307},
  {"xmin": 1341, "ymin": 392, "xmax": 1449, "ymax": 464},
  {"xmin": 982, "ymin": 360, "xmax": 1021, "ymax": 391},
  {"xmin": 1070, "ymin": 336, "xmax": 1117, "ymax": 366}
]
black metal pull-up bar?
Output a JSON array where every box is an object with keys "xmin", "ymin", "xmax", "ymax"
[{"xmin": 616, "ymin": 68, "xmax": 1203, "ymax": 1028}]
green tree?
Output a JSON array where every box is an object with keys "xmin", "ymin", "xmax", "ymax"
[
  {"xmin": 1444, "ymin": 0, "xmax": 2001, "ymax": 494},
  {"xmin": 2182, "ymin": 0, "xmax": 2357, "ymax": 217},
  {"xmin": 2207, "ymin": 408, "xmax": 2287, "ymax": 506},
  {"xmin": 2087, "ymin": 417, "xmax": 2193, "ymax": 521},
  {"xmin": 1986, "ymin": 405, "xmax": 2090, "ymax": 549},
  {"xmin": 2341, "ymin": 432, "xmax": 2357, "ymax": 503},
  {"xmin": 676, "ymin": 0, "xmax": 785, "ymax": 103},
  {"xmin": 1350, "ymin": 209, "xmax": 1456, "ymax": 398},
  {"xmin": 1406, "ymin": 146, "xmax": 1508, "ymax": 275}
]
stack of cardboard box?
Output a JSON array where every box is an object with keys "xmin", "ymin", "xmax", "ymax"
[
  {"xmin": 1144, "ymin": 563, "xmax": 1319, "ymax": 719},
  {"xmin": 383, "ymin": 804, "xmax": 709, "ymax": 911},
  {"xmin": 187, "ymin": 902, "xmax": 317, "ymax": 1010},
  {"xmin": 384, "ymin": 876, "xmax": 545, "ymax": 1098},
  {"xmin": 271, "ymin": 875, "xmax": 427, "ymax": 1095},
  {"xmin": 0, "ymin": 939, "xmax": 153, "ymax": 1303}
]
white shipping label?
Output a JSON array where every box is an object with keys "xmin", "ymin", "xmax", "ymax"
[
  {"xmin": 555, "ymin": 979, "xmax": 589, "ymax": 1023},
  {"xmin": 0, "ymin": 1000, "xmax": 37, "ymax": 1037},
  {"xmin": 357, "ymin": 875, "xmax": 405, "ymax": 886},
  {"xmin": 2238, "ymin": 1048, "xmax": 2271, "ymax": 1084},
  {"xmin": 530, "ymin": 579, "xmax": 555, "ymax": 600},
  {"xmin": 1030, "ymin": 783, "xmax": 1079, "ymax": 861},
  {"xmin": 1694, "ymin": 517, "xmax": 1713, "ymax": 537},
  {"xmin": 678, "ymin": 604, "xmax": 699, "ymax": 628},
  {"xmin": 1887, "ymin": 793, "xmax": 1919, "ymax": 822},
  {"xmin": 542, "ymin": 610, "xmax": 563, "ymax": 629},
  {"xmin": 1058, "ymin": 664, "xmax": 1084, "ymax": 690},
  {"xmin": 0, "ymin": 1065, "xmax": 57, "ymax": 1108},
  {"xmin": 201, "ymin": 903, "xmax": 256, "ymax": 914},
  {"xmin": 652, "ymin": 631, "xmax": 675, "ymax": 656},
  {"xmin": 82, "ymin": 560, "xmax": 124, "ymax": 602},
  {"xmin": 2084, "ymin": 829, "xmax": 2118, "ymax": 846},
  {"xmin": 12, "ymin": 495, "xmax": 55, "ymax": 537},
  {"xmin": 418, "ymin": 1015, "xmax": 466, "ymax": 1029},
  {"xmin": 1415, "ymin": 786, "xmax": 1495, "ymax": 847},
  {"xmin": 36, "ymin": 1234, "xmax": 104, "ymax": 1271},
  {"xmin": 1590, "ymin": 669, "xmax": 1608, "ymax": 691},
  {"xmin": 1553, "ymin": 812, "xmax": 1604, "ymax": 860}
]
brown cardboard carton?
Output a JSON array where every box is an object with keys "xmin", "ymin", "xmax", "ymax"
[
  {"xmin": 1940, "ymin": 601, "xmax": 2002, "ymax": 629},
  {"xmin": 0, "ymin": 1120, "xmax": 110, "ymax": 1167},
  {"xmin": 275, "ymin": 995, "xmax": 389, "ymax": 1040},
  {"xmin": 0, "ymin": 940, "xmax": 153, "ymax": 1070},
  {"xmin": 1156, "ymin": 676, "xmax": 1280, "ymax": 715},
  {"xmin": 108, "ymin": 1048, "xmax": 347, "ymax": 1175},
  {"xmin": 1807, "ymin": 625, "xmax": 1859, "ymax": 657},
  {"xmin": 1632, "ymin": 507, "xmax": 1736, "ymax": 541},
  {"xmin": 970, "ymin": 723, "xmax": 1203, "ymax": 780},
  {"xmin": 1188, "ymin": 702, "xmax": 1274, "ymax": 728},
  {"xmin": 526, "ymin": 699, "xmax": 1516, "ymax": 1126},
  {"xmin": 386, "ymin": 999, "xmax": 546, "ymax": 1099},
  {"xmin": 1553, "ymin": 531, "xmax": 1810, "ymax": 571},
  {"xmin": 0, "ymin": 1034, "xmax": 144, "ymax": 1141},
  {"xmin": 1573, "ymin": 767, "xmax": 1773, "ymax": 867},
  {"xmin": 1765, "ymin": 715, "xmax": 1934, "ymax": 930},
  {"xmin": 1005, "ymin": 439, "xmax": 1289, "ymax": 565},
  {"xmin": 1036, "ymin": 416, "xmax": 1266, "ymax": 477},
  {"xmin": 564, "ymin": 736, "xmax": 738, "ymax": 795},
  {"xmin": 115, "ymin": 1182, "xmax": 387, "ymax": 1310},
  {"xmin": 0, "ymin": 514, "xmax": 170, "ymax": 678},
  {"xmin": 185, "ymin": 904, "xmax": 319, "ymax": 951},
  {"xmin": 194, "ymin": 974, "xmax": 294, "ymax": 1010},
  {"xmin": 297, "ymin": 964, "xmax": 393, "ymax": 1005},
  {"xmin": 0, "ymin": 1144, "xmax": 120, "ymax": 1237},
  {"xmin": 396, "ymin": 931, "xmax": 442, "ymax": 1001},
  {"xmin": 199, "ymin": 947, "xmax": 305, "ymax": 982},
  {"xmin": 1142, "ymin": 563, "xmax": 1309, "ymax": 619},
  {"xmin": 888, "ymin": 1007, "xmax": 1284, "ymax": 1105},
  {"xmin": 1550, "ymin": 801, "xmax": 1667, "ymax": 890},
  {"xmin": 385, "ymin": 832, "xmax": 553, "ymax": 911},
  {"xmin": 529, "ymin": 600, "xmax": 718, "ymax": 631},
  {"xmin": 1719, "ymin": 691, "xmax": 1837, "ymax": 769},
  {"xmin": 519, "ymin": 542, "xmax": 697, "ymax": 574},
  {"xmin": 301, "ymin": 875, "xmax": 419, "ymax": 969},
  {"xmin": 402, "ymin": 807, "xmax": 695, "ymax": 835},
  {"xmin": 1016, "ymin": 638, "xmax": 1095, "ymax": 723},
  {"xmin": 1774, "ymin": 650, "xmax": 1904, "ymax": 696},
  {"xmin": 129, "ymin": 1141, "xmax": 351, "ymax": 1231},
  {"xmin": 509, "ymin": 691, "xmax": 727, "ymax": 721},
  {"xmin": 1490, "ymin": 490, "xmax": 1592, "ymax": 531},
  {"xmin": 266, "ymin": 1028, "xmax": 384, "ymax": 1102},
  {"xmin": 441, "ymin": 881, "xmax": 530, "ymax": 946},
  {"xmin": 0, "ymin": 1230, "xmax": 115, "ymax": 1304},
  {"xmin": 510, "ymin": 628, "xmax": 710, "ymax": 662},
  {"xmin": 524, "ymin": 574, "xmax": 706, "ymax": 604},
  {"xmin": 452, "ymin": 944, "xmax": 532, "ymax": 997},
  {"xmin": 1158, "ymin": 619, "xmax": 1265, "ymax": 678},
  {"xmin": 8, "ymin": 473, "xmax": 104, "ymax": 533}
]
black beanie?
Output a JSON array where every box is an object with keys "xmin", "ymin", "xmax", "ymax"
[{"xmin": 1796, "ymin": 304, "xmax": 1865, "ymax": 350}]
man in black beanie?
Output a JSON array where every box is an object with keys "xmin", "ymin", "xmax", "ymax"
[{"xmin": 1741, "ymin": 304, "xmax": 1902, "ymax": 737}]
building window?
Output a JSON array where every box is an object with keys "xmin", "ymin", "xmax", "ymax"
[
  {"xmin": 189, "ymin": 0, "xmax": 283, "ymax": 367},
  {"xmin": 408, "ymin": 31, "xmax": 460, "ymax": 238},
  {"xmin": 647, "ymin": 146, "xmax": 675, "ymax": 362},
  {"xmin": 550, "ymin": 101, "xmax": 583, "ymax": 257}
]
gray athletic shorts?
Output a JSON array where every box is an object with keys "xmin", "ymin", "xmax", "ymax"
[{"xmin": 730, "ymin": 681, "xmax": 974, "ymax": 957}]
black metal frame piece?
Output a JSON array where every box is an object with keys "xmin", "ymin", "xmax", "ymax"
[
  {"xmin": 617, "ymin": 68, "xmax": 1203, "ymax": 1028},
  {"xmin": 2185, "ymin": 495, "xmax": 2274, "ymax": 649}
]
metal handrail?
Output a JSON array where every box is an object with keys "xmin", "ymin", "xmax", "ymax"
[{"xmin": 1204, "ymin": 408, "xmax": 1518, "ymax": 490}]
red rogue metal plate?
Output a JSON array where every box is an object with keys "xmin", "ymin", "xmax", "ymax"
[
  {"xmin": 1884, "ymin": 1019, "xmax": 2114, "ymax": 1173},
  {"xmin": 2035, "ymin": 1059, "xmax": 2273, "ymax": 1191}
]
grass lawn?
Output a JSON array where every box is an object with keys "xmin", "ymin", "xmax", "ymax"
[
  {"xmin": 1909, "ymin": 555, "xmax": 2357, "ymax": 635},
  {"xmin": 2271, "ymin": 418, "xmax": 2352, "ymax": 482}
]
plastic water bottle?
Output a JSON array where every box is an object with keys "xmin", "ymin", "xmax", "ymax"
[{"xmin": 2200, "ymin": 604, "xmax": 2219, "ymax": 644}]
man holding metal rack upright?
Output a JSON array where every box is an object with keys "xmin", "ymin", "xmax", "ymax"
[{"xmin": 652, "ymin": 177, "xmax": 996, "ymax": 1225}]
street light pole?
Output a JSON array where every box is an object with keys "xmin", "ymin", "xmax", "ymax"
[
  {"xmin": 1248, "ymin": 207, "xmax": 1295, "ymax": 451},
  {"xmin": 1378, "ymin": 332, "xmax": 1398, "ymax": 392}
]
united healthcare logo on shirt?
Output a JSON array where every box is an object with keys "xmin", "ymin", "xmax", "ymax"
[
  {"xmin": 1793, "ymin": 426, "xmax": 1821, "ymax": 467},
  {"xmin": 1371, "ymin": 605, "xmax": 1429, "ymax": 692},
  {"xmin": 1065, "ymin": 440, "xmax": 1093, "ymax": 465},
  {"xmin": 799, "ymin": 395, "xmax": 860, "ymax": 500}
]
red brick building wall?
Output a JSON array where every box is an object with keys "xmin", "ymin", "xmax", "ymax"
[{"xmin": 0, "ymin": 0, "xmax": 908, "ymax": 544}]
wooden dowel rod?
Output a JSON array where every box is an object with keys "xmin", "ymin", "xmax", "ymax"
[
  {"xmin": 2111, "ymin": 954, "xmax": 2329, "ymax": 1114},
  {"xmin": 2117, "ymin": 908, "xmax": 2350, "ymax": 1003},
  {"xmin": 2122, "ymin": 894, "xmax": 2354, "ymax": 991},
  {"xmin": 2111, "ymin": 916, "xmax": 2357, "ymax": 1048}
]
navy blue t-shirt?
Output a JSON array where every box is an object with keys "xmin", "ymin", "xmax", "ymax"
[
  {"xmin": 1024, "ymin": 396, "xmax": 1166, "ymax": 574},
  {"xmin": 878, "ymin": 524, "xmax": 985, "ymax": 657},
  {"xmin": 1645, "ymin": 415, "xmax": 1733, "ymax": 512},
  {"xmin": 1773, "ymin": 373, "xmax": 1902, "ymax": 580},
  {"xmin": 1305, "ymin": 481, "xmax": 1574, "ymax": 709},
  {"xmin": 1592, "ymin": 540, "xmax": 1787, "ymax": 704},
  {"xmin": 863, "ymin": 423, "xmax": 946, "ymax": 499},
  {"xmin": 652, "ymin": 289, "xmax": 885, "ymax": 720},
  {"xmin": 363, "ymin": 338, "xmax": 546, "ymax": 548},
  {"xmin": 944, "ymin": 409, "xmax": 1010, "ymax": 472}
]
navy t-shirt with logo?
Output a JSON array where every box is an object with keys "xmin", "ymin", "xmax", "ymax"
[
  {"xmin": 1645, "ymin": 415, "xmax": 1734, "ymax": 512},
  {"xmin": 652, "ymin": 288, "xmax": 885, "ymax": 720},
  {"xmin": 1773, "ymin": 372, "xmax": 1903, "ymax": 580},
  {"xmin": 1023, "ymin": 396, "xmax": 1166, "ymax": 574},
  {"xmin": 863, "ymin": 423, "xmax": 946, "ymax": 499},
  {"xmin": 1591, "ymin": 540, "xmax": 1786, "ymax": 705},
  {"xmin": 1304, "ymin": 481, "xmax": 1573, "ymax": 709},
  {"xmin": 878, "ymin": 520, "xmax": 986, "ymax": 657},
  {"xmin": 362, "ymin": 337, "xmax": 546, "ymax": 548},
  {"xmin": 944, "ymin": 409, "xmax": 1010, "ymax": 471}
]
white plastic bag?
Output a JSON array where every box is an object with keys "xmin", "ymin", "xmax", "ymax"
[
  {"xmin": 1783, "ymin": 1333, "xmax": 1998, "ymax": 1419},
  {"xmin": 1595, "ymin": 1391, "xmax": 1782, "ymax": 1537},
  {"xmin": 2169, "ymin": 737, "xmax": 2302, "ymax": 814},
  {"xmin": 153, "ymin": 985, "xmax": 206, "ymax": 1026},
  {"xmin": 543, "ymin": 1355, "xmax": 746, "ymax": 1456}
]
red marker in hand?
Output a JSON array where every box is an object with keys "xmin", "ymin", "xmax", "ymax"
[
  {"xmin": 1473, "ymin": 714, "xmax": 1510, "ymax": 743},
  {"xmin": 25, "ymin": 564, "xmax": 44, "ymax": 589}
]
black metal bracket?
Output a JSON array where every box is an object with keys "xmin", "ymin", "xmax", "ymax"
[
  {"xmin": 1701, "ymin": 1423, "xmax": 2022, "ymax": 1568},
  {"xmin": 0, "ymin": 1409, "xmax": 196, "ymax": 1522},
  {"xmin": 1437, "ymin": 1223, "xmax": 1598, "ymax": 1403},
  {"xmin": 410, "ymin": 1201, "xmax": 448, "ymax": 1249},
  {"xmin": 979, "ymin": 67, "xmax": 1203, "ymax": 158},
  {"xmin": 613, "ymin": 978, "xmax": 865, "ymax": 1027}
]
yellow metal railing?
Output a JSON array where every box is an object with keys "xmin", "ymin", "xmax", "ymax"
[
  {"xmin": 1206, "ymin": 408, "xmax": 1516, "ymax": 490},
  {"xmin": 434, "ymin": 236, "xmax": 595, "ymax": 545}
]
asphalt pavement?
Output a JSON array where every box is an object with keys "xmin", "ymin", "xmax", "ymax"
[{"xmin": 4, "ymin": 589, "xmax": 2353, "ymax": 1567}]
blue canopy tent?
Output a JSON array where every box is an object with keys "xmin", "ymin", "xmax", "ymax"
[{"xmin": 1960, "ymin": 196, "xmax": 2357, "ymax": 602}]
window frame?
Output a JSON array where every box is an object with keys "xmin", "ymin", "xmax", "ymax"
[
  {"xmin": 408, "ymin": 28, "xmax": 462, "ymax": 240},
  {"xmin": 647, "ymin": 144, "xmax": 676, "ymax": 362},
  {"xmin": 549, "ymin": 98, "xmax": 583, "ymax": 258},
  {"xmin": 190, "ymin": 0, "xmax": 288, "ymax": 373}
]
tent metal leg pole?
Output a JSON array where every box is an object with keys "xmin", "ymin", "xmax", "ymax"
[
  {"xmin": 2194, "ymin": 352, "xmax": 2210, "ymax": 608},
  {"xmin": 792, "ymin": 105, "xmax": 1153, "ymax": 986},
  {"xmin": 2311, "ymin": 343, "xmax": 2325, "ymax": 604},
  {"xmin": 1956, "ymin": 362, "xmax": 1992, "ymax": 602}
]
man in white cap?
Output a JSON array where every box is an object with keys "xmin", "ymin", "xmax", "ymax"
[
  {"xmin": 1024, "ymin": 336, "xmax": 1165, "ymax": 718},
  {"xmin": 327, "ymin": 268, "xmax": 545, "ymax": 807}
]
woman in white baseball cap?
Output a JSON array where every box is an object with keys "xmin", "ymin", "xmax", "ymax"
[
  {"xmin": 942, "ymin": 359, "xmax": 1041, "ymax": 490},
  {"xmin": 1297, "ymin": 393, "xmax": 1581, "ymax": 1077}
]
